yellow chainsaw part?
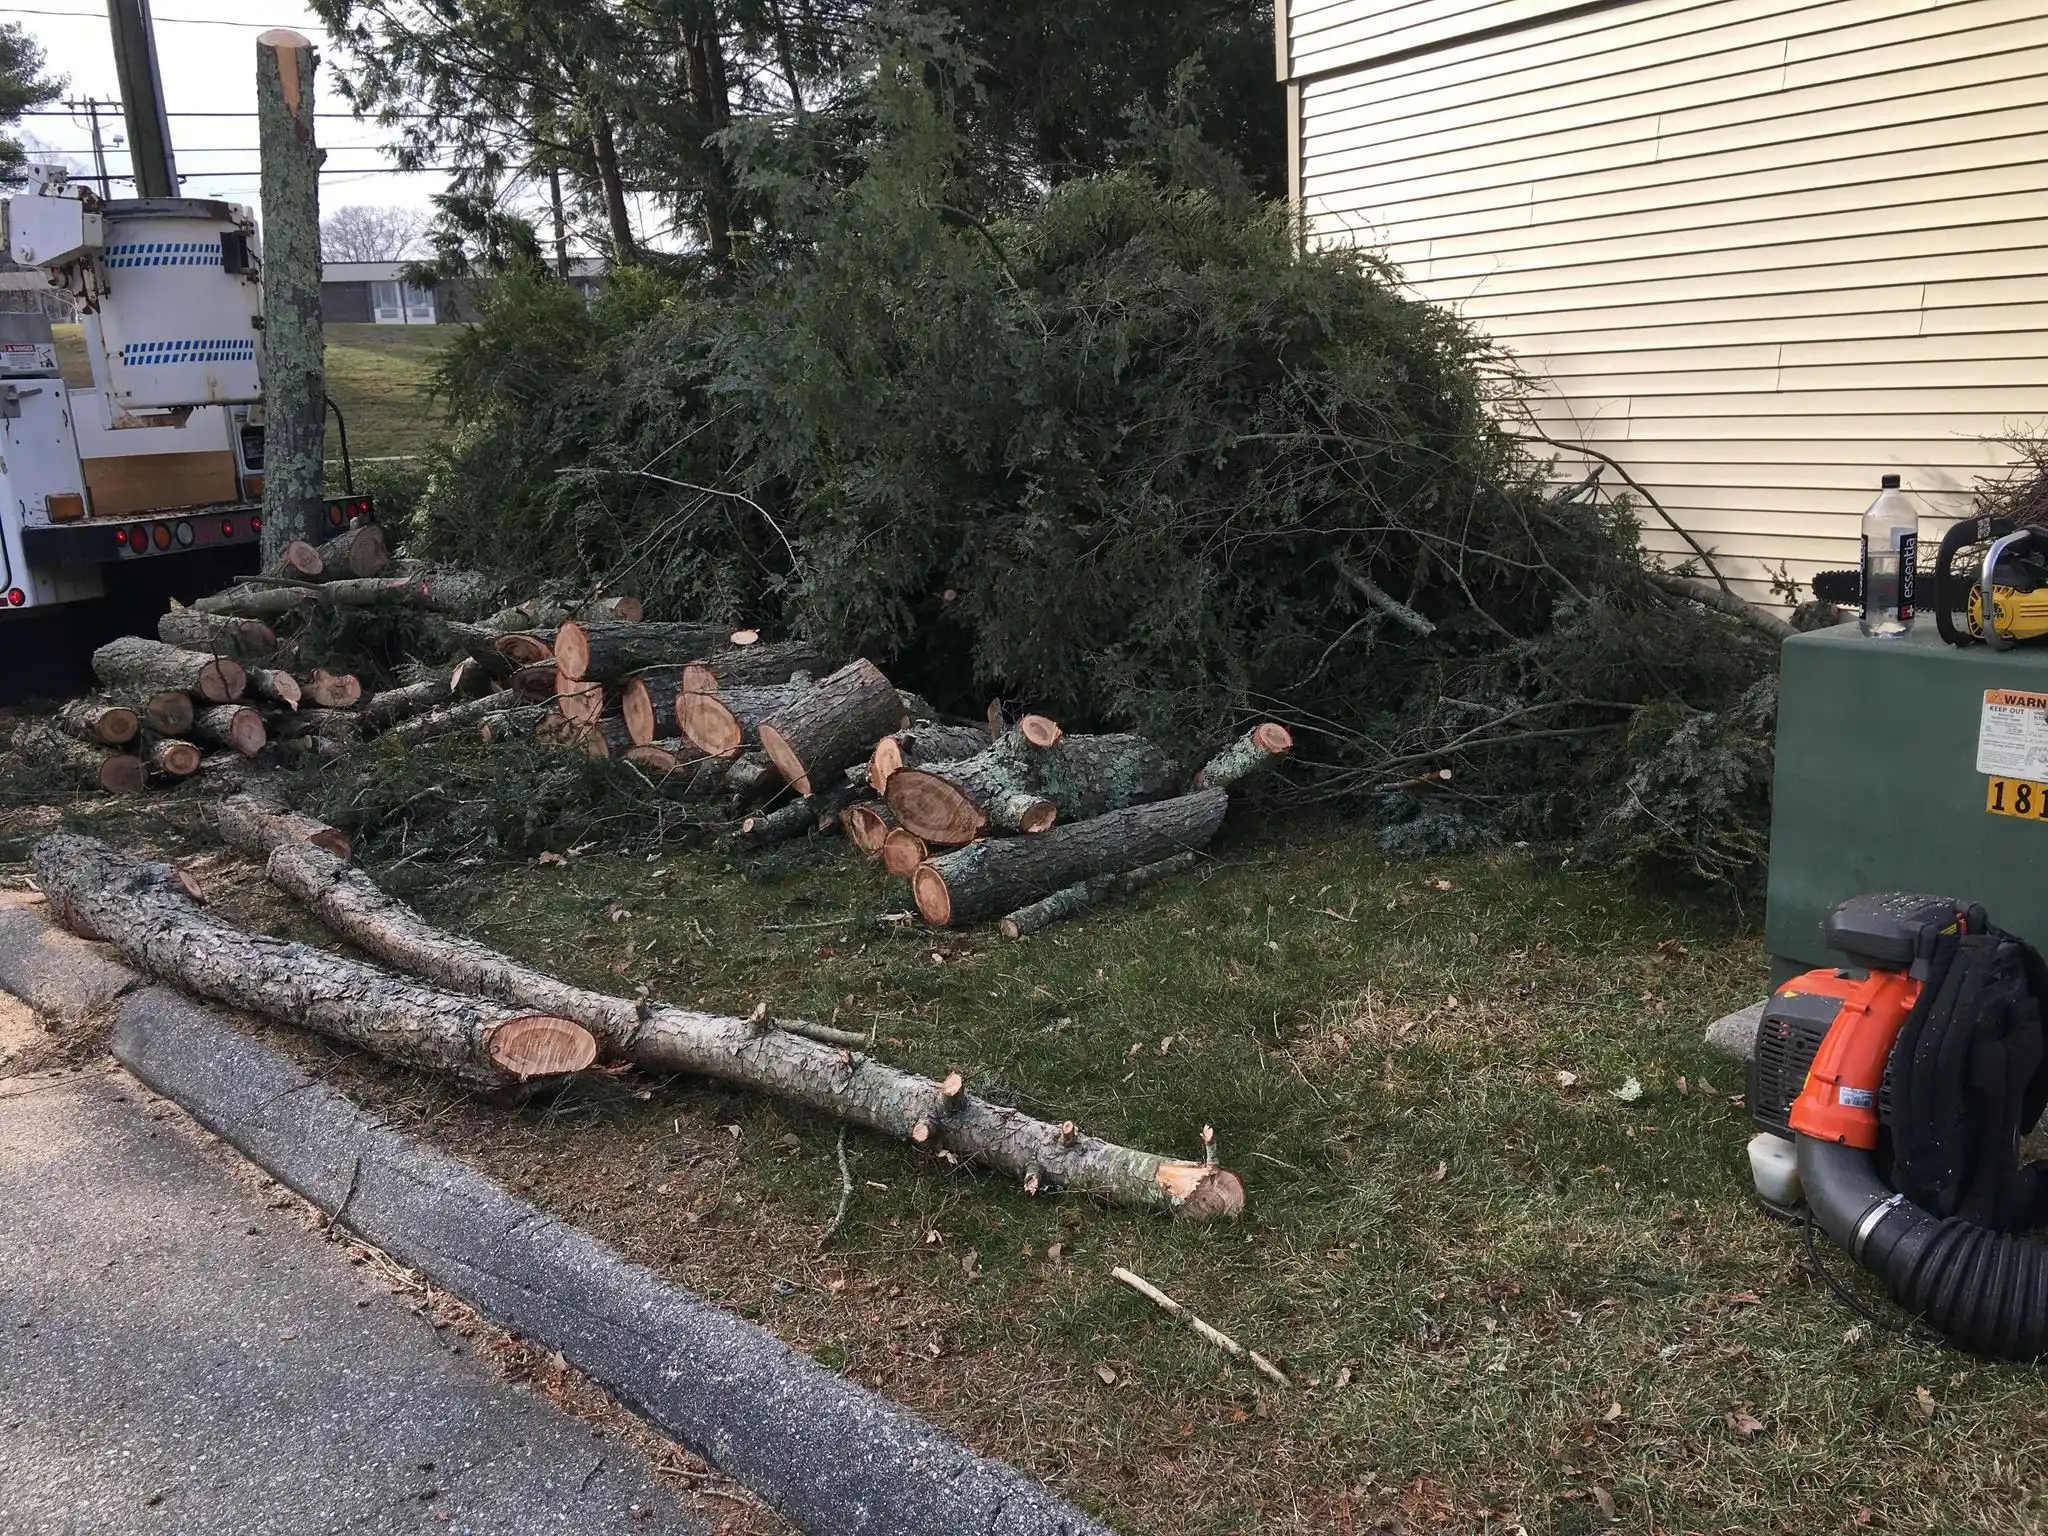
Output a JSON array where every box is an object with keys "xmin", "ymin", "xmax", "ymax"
[{"xmin": 1967, "ymin": 583, "xmax": 2048, "ymax": 641}]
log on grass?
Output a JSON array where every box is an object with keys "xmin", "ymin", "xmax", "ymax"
[
  {"xmin": 302, "ymin": 668, "xmax": 363, "ymax": 709},
  {"xmin": 245, "ymin": 667, "xmax": 303, "ymax": 711},
  {"xmin": 250, "ymin": 837, "xmax": 1242, "ymax": 1217},
  {"xmin": 756, "ymin": 659, "xmax": 908, "ymax": 796},
  {"xmin": 312, "ymin": 522, "xmax": 390, "ymax": 580},
  {"xmin": 913, "ymin": 789, "xmax": 1228, "ymax": 929},
  {"xmin": 14, "ymin": 722, "xmax": 144, "ymax": 793},
  {"xmin": 216, "ymin": 791, "xmax": 351, "ymax": 860},
  {"xmin": 555, "ymin": 620, "xmax": 739, "ymax": 683},
  {"xmin": 138, "ymin": 730, "xmax": 201, "ymax": 779},
  {"xmin": 868, "ymin": 724, "xmax": 990, "ymax": 795},
  {"xmin": 33, "ymin": 834, "xmax": 593, "ymax": 1091},
  {"xmin": 843, "ymin": 801, "xmax": 899, "ymax": 855},
  {"xmin": 390, "ymin": 692, "xmax": 514, "ymax": 748},
  {"xmin": 676, "ymin": 680, "xmax": 811, "ymax": 757},
  {"xmin": 93, "ymin": 636, "xmax": 244, "ymax": 704},
  {"xmin": 738, "ymin": 781, "xmax": 867, "ymax": 847},
  {"xmin": 881, "ymin": 826, "xmax": 929, "ymax": 877},
  {"xmin": 1194, "ymin": 723, "xmax": 1295, "ymax": 790},
  {"xmin": 999, "ymin": 853, "xmax": 1200, "ymax": 939},
  {"xmin": 55, "ymin": 697, "xmax": 141, "ymax": 747},
  {"xmin": 192, "ymin": 704, "xmax": 268, "ymax": 757},
  {"xmin": 681, "ymin": 640, "xmax": 825, "ymax": 696},
  {"xmin": 156, "ymin": 608, "xmax": 277, "ymax": 660},
  {"xmin": 358, "ymin": 676, "xmax": 451, "ymax": 734},
  {"xmin": 482, "ymin": 594, "xmax": 642, "ymax": 632},
  {"xmin": 883, "ymin": 727, "xmax": 1060, "ymax": 845}
]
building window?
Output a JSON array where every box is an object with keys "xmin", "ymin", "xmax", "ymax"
[{"xmin": 371, "ymin": 280, "xmax": 437, "ymax": 325}]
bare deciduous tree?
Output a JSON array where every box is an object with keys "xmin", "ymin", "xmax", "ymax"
[{"xmin": 320, "ymin": 203, "xmax": 429, "ymax": 262}]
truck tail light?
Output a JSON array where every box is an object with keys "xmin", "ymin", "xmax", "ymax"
[
  {"xmin": 128, "ymin": 525, "xmax": 148, "ymax": 549},
  {"xmin": 175, "ymin": 521, "xmax": 194, "ymax": 547},
  {"xmin": 244, "ymin": 474, "xmax": 264, "ymax": 499},
  {"xmin": 152, "ymin": 523, "xmax": 172, "ymax": 550},
  {"xmin": 46, "ymin": 493, "xmax": 84, "ymax": 523},
  {"xmin": 328, "ymin": 503, "xmax": 345, "ymax": 527},
  {"xmin": 220, "ymin": 519, "xmax": 235, "ymax": 538},
  {"xmin": 111, "ymin": 528, "xmax": 127, "ymax": 547},
  {"xmin": 250, "ymin": 515, "xmax": 262, "ymax": 532},
  {"xmin": 6, "ymin": 588, "xmax": 23, "ymax": 606}
]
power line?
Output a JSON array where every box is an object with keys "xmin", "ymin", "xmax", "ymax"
[
  {"xmin": 21, "ymin": 109, "xmax": 433, "ymax": 120},
  {"xmin": 0, "ymin": 7, "xmax": 327, "ymax": 28}
]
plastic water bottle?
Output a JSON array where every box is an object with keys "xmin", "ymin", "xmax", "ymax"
[{"xmin": 1860, "ymin": 473, "xmax": 1918, "ymax": 637}]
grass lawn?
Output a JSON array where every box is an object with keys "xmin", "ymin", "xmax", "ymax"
[
  {"xmin": 15, "ymin": 772, "xmax": 2048, "ymax": 1536},
  {"xmin": 48, "ymin": 322, "xmax": 451, "ymax": 463}
]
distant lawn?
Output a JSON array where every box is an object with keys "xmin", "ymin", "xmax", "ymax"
[{"xmin": 49, "ymin": 321, "xmax": 454, "ymax": 464}]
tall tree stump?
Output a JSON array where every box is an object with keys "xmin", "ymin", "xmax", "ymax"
[{"xmin": 256, "ymin": 29, "xmax": 324, "ymax": 564}]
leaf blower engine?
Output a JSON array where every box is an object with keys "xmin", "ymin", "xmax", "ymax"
[{"xmin": 1751, "ymin": 893, "xmax": 2048, "ymax": 1357}]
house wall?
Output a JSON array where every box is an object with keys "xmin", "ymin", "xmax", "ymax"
[
  {"xmin": 1282, "ymin": 0, "xmax": 2048, "ymax": 602},
  {"xmin": 319, "ymin": 281, "xmax": 374, "ymax": 324}
]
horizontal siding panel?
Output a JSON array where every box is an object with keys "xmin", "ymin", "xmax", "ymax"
[
  {"xmin": 1584, "ymin": 459, "xmax": 2008, "ymax": 491},
  {"xmin": 1526, "ymin": 344, "xmax": 2048, "ymax": 388},
  {"xmin": 1290, "ymin": 0, "xmax": 1575, "ymax": 78}
]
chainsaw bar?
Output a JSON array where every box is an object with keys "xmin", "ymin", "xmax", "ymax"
[{"xmin": 1811, "ymin": 569, "xmax": 1941, "ymax": 606}]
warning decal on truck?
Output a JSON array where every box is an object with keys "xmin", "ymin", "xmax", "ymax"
[{"xmin": 1978, "ymin": 689, "xmax": 2048, "ymax": 779}]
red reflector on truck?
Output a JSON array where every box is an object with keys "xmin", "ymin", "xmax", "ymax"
[
  {"xmin": 6, "ymin": 589, "xmax": 23, "ymax": 606},
  {"xmin": 251, "ymin": 515, "xmax": 262, "ymax": 532},
  {"xmin": 221, "ymin": 520, "xmax": 235, "ymax": 537}
]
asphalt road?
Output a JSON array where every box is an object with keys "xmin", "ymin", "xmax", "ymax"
[{"xmin": 0, "ymin": 1066, "xmax": 702, "ymax": 1536}]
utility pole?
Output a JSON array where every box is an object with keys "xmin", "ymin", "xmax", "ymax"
[
  {"xmin": 66, "ymin": 98, "xmax": 112, "ymax": 199},
  {"xmin": 255, "ymin": 29, "xmax": 325, "ymax": 566},
  {"xmin": 548, "ymin": 164, "xmax": 569, "ymax": 281},
  {"xmin": 104, "ymin": 0, "xmax": 178, "ymax": 197}
]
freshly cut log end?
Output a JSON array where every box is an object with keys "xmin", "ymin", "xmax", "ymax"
[
  {"xmin": 245, "ymin": 668, "xmax": 303, "ymax": 711},
  {"xmin": 1194, "ymin": 722, "xmax": 1297, "ymax": 790},
  {"xmin": 56, "ymin": 697, "xmax": 141, "ymax": 747},
  {"xmin": 1252, "ymin": 722, "xmax": 1293, "ymax": 754},
  {"xmin": 1018, "ymin": 714, "xmax": 1064, "ymax": 748},
  {"xmin": 675, "ymin": 682, "xmax": 807, "ymax": 758},
  {"xmin": 881, "ymin": 827, "xmax": 929, "ymax": 878},
  {"xmin": 554, "ymin": 679, "xmax": 606, "ymax": 725},
  {"xmin": 1155, "ymin": 1162, "xmax": 1245, "ymax": 1220},
  {"xmin": 157, "ymin": 608, "xmax": 277, "ymax": 660},
  {"xmin": 910, "ymin": 865, "xmax": 953, "ymax": 926},
  {"xmin": 492, "ymin": 631, "xmax": 554, "ymax": 667},
  {"xmin": 141, "ymin": 690, "xmax": 195, "ymax": 735},
  {"xmin": 490, "ymin": 1015, "xmax": 599, "ymax": 1078},
  {"xmin": 142, "ymin": 735, "xmax": 202, "ymax": 778},
  {"xmin": 729, "ymin": 628, "xmax": 759, "ymax": 646},
  {"xmin": 623, "ymin": 743, "xmax": 679, "ymax": 774},
  {"xmin": 843, "ymin": 801, "xmax": 897, "ymax": 854},
  {"xmin": 318, "ymin": 522, "xmax": 390, "ymax": 580},
  {"xmin": 883, "ymin": 769, "xmax": 987, "ymax": 846},
  {"xmin": 195, "ymin": 704, "xmax": 267, "ymax": 757},
  {"xmin": 756, "ymin": 659, "xmax": 906, "ymax": 797},
  {"xmin": 303, "ymin": 669, "xmax": 363, "ymax": 709},
  {"xmin": 266, "ymin": 539, "xmax": 322, "ymax": 579},
  {"xmin": 92, "ymin": 636, "xmax": 245, "ymax": 705},
  {"xmin": 99, "ymin": 754, "xmax": 146, "ymax": 794},
  {"xmin": 196, "ymin": 657, "xmax": 244, "ymax": 704},
  {"xmin": 510, "ymin": 663, "xmax": 558, "ymax": 702}
]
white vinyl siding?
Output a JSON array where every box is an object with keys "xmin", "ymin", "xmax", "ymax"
[{"xmin": 1285, "ymin": 0, "xmax": 2048, "ymax": 603}]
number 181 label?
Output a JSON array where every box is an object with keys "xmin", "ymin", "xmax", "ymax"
[{"xmin": 1987, "ymin": 776, "xmax": 2048, "ymax": 821}]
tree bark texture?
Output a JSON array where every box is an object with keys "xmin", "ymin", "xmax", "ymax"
[
  {"xmin": 157, "ymin": 609, "xmax": 276, "ymax": 660},
  {"xmin": 247, "ymin": 839, "xmax": 1240, "ymax": 1217},
  {"xmin": 256, "ymin": 30, "xmax": 325, "ymax": 566},
  {"xmin": 867, "ymin": 724, "xmax": 988, "ymax": 795},
  {"xmin": 912, "ymin": 789, "xmax": 1228, "ymax": 928},
  {"xmin": 999, "ymin": 853, "xmax": 1199, "ymax": 939},
  {"xmin": 738, "ymin": 781, "xmax": 865, "ymax": 847},
  {"xmin": 216, "ymin": 791, "xmax": 351, "ymax": 860},
  {"xmin": 245, "ymin": 668, "xmax": 303, "ymax": 711},
  {"xmin": 93, "ymin": 637, "xmax": 244, "ymax": 704},
  {"xmin": 882, "ymin": 729, "xmax": 1061, "ymax": 845},
  {"xmin": 725, "ymin": 750, "xmax": 779, "ymax": 804},
  {"xmin": 267, "ymin": 707, "xmax": 357, "ymax": 744},
  {"xmin": 1194, "ymin": 723, "xmax": 1295, "ymax": 790},
  {"xmin": 55, "ymin": 697, "xmax": 140, "ymax": 747},
  {"xmin": 195, "ymin": 571, "xmax": 494, "ymax": 622},
  {"xmin": 677, "ymin": 680, "xmax": 809, "ymax": 757},
  {"xmin": 482, "ymin": 594, "xmax": 642, "ymax": 632},
  {"xmin": 681, "ymin": 640, "xmax": 825, "ymax": 696},
  {"xmin": 123, "ymin": 689, "xmax": 194, "ymax": 735},
  {"xmin": 358, "ymin": 677, "xmax": 451, "ymax": 734},
  {"xmin": 138, "ymin": 731, "xmax": 201, "ymax": 779},
  {"xmin": 555, "ymin": 621, "xmax": 738, "ymax": 683},
  {"xmin": 515, "ymin": 665, "xmax": 563, "ymax": 703},
  {"xmin": 314, "ymin": 523, "xmax": 389, "ymax": 580},
  {"xmin": 34, "ymin": 835, "xmax": 594, "ymax": 1090},
  {"xmin": 390, "ymin": 692, "xmax": 513, "ymax": 748},
  {"xmin": 193, "ymin": 704, "xmax": 267, "ymax": 757},
  {"xmin": 757, "ymin": 659, "xmax": 907, "ymax": 796},
  {"xmin": 478, "ymin": 705, "xmax": 547, "ymax": 744},
  {"xmin": 14, "ymin": 722, "xmax": 143, "ymax": 793}
]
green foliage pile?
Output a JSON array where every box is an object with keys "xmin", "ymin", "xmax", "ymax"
[{"xmin": 397, "ymin": 24, "xmax": 1780, "ymax": 888}]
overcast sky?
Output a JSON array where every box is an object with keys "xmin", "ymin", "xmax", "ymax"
[{"xmin": 8, "ymin": 2, "xmax": 455, "ymax": 230}]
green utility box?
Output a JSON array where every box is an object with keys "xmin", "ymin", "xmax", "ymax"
[{"xmin": 1767, "ymin": 625, "xmax": 2048, "ymax": 979}]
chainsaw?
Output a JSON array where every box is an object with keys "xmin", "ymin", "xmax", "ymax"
[{"xmin": 1812, "ymin": 516, "xmax": 2048, "ymax": 647}]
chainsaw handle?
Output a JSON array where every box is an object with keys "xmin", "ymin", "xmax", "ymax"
[{"xmin": 1934, "ymin": 514, "xmax": 2018, "ymax": 647}]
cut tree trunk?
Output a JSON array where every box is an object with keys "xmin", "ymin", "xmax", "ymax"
[
  {"xmin": 478, "ymin": 705, "xmax": 546, "ymax": 744},
  {"xmin": 843, "ymin": 801, "xmax": 898, "ymax": 855},
  {"xmin": 157, "ymin": 609, "xmax": 276, "ymax": 660},
  {"xmin": 554, "ymin": 677, "xmax": 607, "ymax": 724},
  {"xmin": 739, "ymin": 781, "xmax": 866, "ymax": 847},
  {"xmin": 14, "ymin": 722, "xmax": 144, "ymax": 793},
  {"xmin": 757, "ymin": 659, "xmax": 907, "ymax": 797},
  {"xmin": 913, "ymin": 789, "xmax": 1229, "ymax": 928},
  {"xmin": 868, "ymin": 724, "xmax": 989, "ymax": 795},
  {"xmin": 194, "ymin": 570, "xmax": 493, "ymax": 622},
  {"xmin": 999, "ymin": 853, "xmax": 1199, "ymax": 939},
  {"xmin": 725, "ymin": 751, "xmax": 779, "ymax": 804},
  {"xmin": 216, "ymin": 791, "xmax": 352, "ymax": 859},
  {"xmin": 482, "ymin": 594, "xmax": 642, "ymax": 632},
  {"xmin": 558, "ymin": 715, "xmax": 633, "ymax": 759},
  {"xmin": 491, "ymin": 631, "xmax": 554, "ymax": 667},
  {"xmin": 620, "ymin": 670, "xmax": 685, "ymax": 746},
  {"xmin": 35, "ymin": 834, "xmax": 594, "ymax": 1090},
  {"xmin": 358, "ymin": 677, "xmax": 451, "ymax": 734},
  {"xmin": 883, "ymin": 730, "xmax": 1057, "ymax": 845},
  {"xmin": 192, "ymin": 704, "xmax": 268, "ymax": 757},
  {"xmin": 93, "ymin": 637, "xmax": 244, "ymax": 704},
  {"xmin": 244, "ymin": 837, "xmax": 1241, "ymax": 1217},
  {"xmin": 512, "ymin": 664, "xmax": 560, "ymax": 703},
  {"xmin": 138, "ymin": 731, "xmax": 201, "ymax": 778},
  {"xmin": 255, "ymin": 27, "xmax": 324, "ymax": 569},
  {"xmin": 264, "ymin": 540, "xmax": 322, "ymax": 579},
  {"xmin": 881, "ymin": 827, "xmax": 929, "ymax": 877},
  {"xmin": 681, "ymin": 640, "xmax": 825, "ymax": 695},
  {"xmin": 268, "ymin": 707, "xmax": 358, "ymax": 743},
  {"xmin": 245, "ymin": 668, "xmax": 303, "ymax": 711},
  {"xmin": 55, "ymin": 697, "xmax": 140, "ymax": 747},
  {"xmin": 555, "ymin": 621, "xmax": 739, "ymax": 683},
  {"xmin": 1194, "ymin": 723, "xmax": 1295, "ymax": 790},
  {"xmin": 313, "ymin": 523, "xmax": 389, "ymax": 580},
  {"xmin": 677, "ymin": 680, "xmax": 810, "ymax": 757},
  {"xmin": 302, "ymin": 669, "xmax": 362, "ymax": 708},
  {"xmin": 438, "ymin": 620, "xmax": 514, "ymax": 684},
  {"xmin": 123, "ymin": 690, "xmax": 195, "ymax": 735},
  {"xmin": 390, "ymin": 693, "xmax": 513, "ymax": 747}
]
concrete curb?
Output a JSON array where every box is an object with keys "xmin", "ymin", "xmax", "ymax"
[
  {"xmin": 106, "ymin": 985, "xmax": 1114, "ymax": 1536},
  {"xmin": 0, "ymin": 891, "xmax": 140, "ymax": 1025}
]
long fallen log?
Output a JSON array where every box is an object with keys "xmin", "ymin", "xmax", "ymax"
[
  {"xmin": 677, "ymin": 680, "xmax": 810, "ymax": 757},
  {"xmin": 1194, "ymin": 723, "xmax": 1295, "ymax": 790},
  {"xmin": 868, "ymin": 724, "xmax": 990, "ymax": 795},
  {"xmin": 231, "ymin": 835, "xmax": 1240, "ymax": 1217},
  {"xmin": 913, "ymin": 789, "xmax": 1228, "ymax": 928},
  {"xmin": 357, "ymin": 676, "xmax": 452, "ymax": 734},
  {"xmin": 55, "ymin": 696, "xmax": 141, "ymax": 747},
  {"xmin": 681, "ymin": 640, "xmax": 825, "ymax": 696},
  {"xmin": 216, "ymin": 791, "xmax": 352, "ymax": 860},
  {"xmin": 192, "ymin": 704, "xmax": 267, "ymax": 757},
  {"xmin": 157, "ymin": 608, "xmax": 276, "ymax": 660},
  {"xmin": 194, "ymin": 568, "xmax": 495, "ymax": 622},
  {"xmin": 93, "ymin": 636, "xmax": 244, "ymax": 704},
  {"xmin": 33, "ymin": 834, "xmax": 594, "ymax": 1091},
  {"xmin": 482, "ymin": 594, "xmax": 642, "ymax": 632},
  {"xmin": 555, "ymin": 620, "xmax": 740, "ymax": 683},
  {"xmin": 13, "ymin": 721, "xmax": 144, "ymax": 793},
  {"xmin": 758, "ymin": 659, "xmax": 908, "ymax": 797},
  {"xmin": 999, "ymin": 853, "xmax": 1199, "ymax": 939}
]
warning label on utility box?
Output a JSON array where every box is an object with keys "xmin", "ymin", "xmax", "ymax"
[{"xmin": 1978, "ymin": 690, "xmax": 2048, "ymax": 778}]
